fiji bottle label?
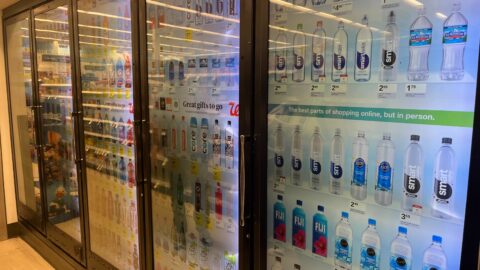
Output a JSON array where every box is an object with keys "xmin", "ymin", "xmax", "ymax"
[
  {"xmin": 273, "ymin": 207, "xmax": 286, "ymax": 242},
  {"xmin": 353, "ymin": 158, "xmax": 366, "ymax": 185},
  {"xmin": 443, "ymin": 25, "xmax": 467, "ymax": 44},
  {"xmin": 390, "ymin": 254, "xmax": 410, "ymax": 270},
  {"xmin": 377, "ymin": 161, "xmax": 392, "ymax": 191},
  {"xmin": 335, "ymin": 237, "xmax": 352, "ymax": 264},
  {"xmin": 292, "ymin": 215, "xmax": 306, "ymax": 249},
  {"xmin": 410, "ymin": 28, "xmax": 433, "ymax": 46},
  {"xmin": 360, "ymin": 245, "xmax": 379, "ymax": 270},
  {"xmin": 312, "ymin": 220, "xmax": 327, "ymax": 257}
]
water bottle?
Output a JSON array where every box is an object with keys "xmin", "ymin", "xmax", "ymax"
[
  {"xmin": 351, "ymin": 131, "xmax": 368, "ymax": 200},
  {"xmin": 355, "ymin": 15, "xmax": 372, "ymax": 82},
  {"xmin": 332, "ymin": 21, "xmax": 348, "ymax": 82},
  {"xmin": 380, "ymin": 11, "xmax": 399, "ymax": 82},
  {"xmin": 275, "ymin": 30, "xmax": 288, "ymax": 83},
  {"xmin": 432, "ymin": 137, "xmax": 455, "ymax": 219},
  {"xmin": 422, "ymin": 235, "xmax": 447, "ymax": 270},
  {"xmin": 292, "ymin": 24, "xmax": 306, "ymax": 82},
  {"xmin": 291, "ymin": 125, "xmax": 303, "ymax": 186},
  {"xmin": 441, "ymin": 2, "xmax": 468, "ymax": 81},
  {"xmin": 292, "ymin": 200, "xmax": 306, "ymax": 250},
  {"xmin": 310, "ymin": 127, "xmax": 322, "ymax": 190},
  {"xmin": 334, "ymin": 211, "xmax": 352, "ymax": 269},
  {"xmin": 390, "ymin": 226, "xmax": 412, "ymax": 270},
  {"xmin": 271, "ymin": 256, "xmax": 283, "ymax": 270},
  {"xmin": 312, "ymin": 205, "xmax": 328, "ymax": 257},
  {"xmin": 312, "ymin": 21, "xmax": 326, "ymax": 82},
  {"xmin": 273, "ymin": 195, "xmax": 286, "ymax": 242},
  {"xmin": 212, "ymin": 119, "xmax": 221, "ymax": 167},
  {"xmin": 402, "ymin": 135, "xmax": 423, "ymax": 212},
  {"xmin": 360, "ymin": 219, "xmax": 381, "ymax": 270},
  {"xmin": 225, "ymin": 121, "xmax": 234, "ymax": 169},
  {"xmin": 200, "ymin": 118, "xmax": 209, "ymax": 159},
  {"xmin": 330, "ymin": 128, "xmax": 344, "ymax": 195},
  {"xmin": 375, "ymin": 132, "xmax": 395, "ymax": 206},
  {"xmin": 408, "ymin": 5, "xmax": 432, "ymax": 81},
  {"xmin": 190, "ymin": 117, "xmax": 198, "ymax": 156},
  {"xmin": 274, "ymin": 124, "xmax": 286, "ymax": 190}
]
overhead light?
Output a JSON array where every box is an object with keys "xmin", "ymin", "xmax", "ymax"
[{"xmin": 77, "ymin": 9, "xmax": 131, "ymax": 21}]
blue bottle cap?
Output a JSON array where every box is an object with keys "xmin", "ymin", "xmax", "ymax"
[
  {"xmin": 368, "ymin": 218, "xmax": 376, "ymax": 226},
  {"xmin": 432, "ymin": 235, "xmax": 442, "ymax": 244},
  {"xmin": 318, "ymin": 205, "xmax": 324, "ymax": 212},
  {"xmin": 341, "ymin": 211, "xmax": 348, "ymax": 219},
  {"xmin": 296, "ymin": 200, "xmax": 302, "ymax": 206},
  {"xmin": 201, "ymin": 118, "xmax": 209, "ymax": 127},
  {"xmin": 399, "ymin": 226, "xmax": 407, "ymax": 234},
  {"xmin": 190, "ymin": 117, "xmax": 197, "ymax": 125},
  {"xmin": 277, "ymin": 195, "xmax": 283, "ymax": 201}
]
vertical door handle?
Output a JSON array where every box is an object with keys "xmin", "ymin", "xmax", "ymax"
[{"xmin": 240, "ymin": 134, "xmax": 247, "ymax": 227}]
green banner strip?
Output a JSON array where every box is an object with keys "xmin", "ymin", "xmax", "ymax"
[{"xmin": 268, "ymin": 104, "xmax": 474, "ymax": 128}]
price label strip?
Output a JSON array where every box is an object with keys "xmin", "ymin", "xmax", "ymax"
[
  {"xmin": 273, "ymin": 84, "xmax": 287, "ymax": 94},
  {"xmin": 310, "ymin": 84, "xmax": 325, "ymax": 97},
  {"xmin": 330, "ymin": 84, "xmax": 347, "ymax": 96},
  {"xmin": 377, "ymin": 83, "xmax": 397, "ymax": 98},
  {"xmin": 405, "ymin": 84, "xmax": 427, "ymax": 97},
  {"xmin": 400, "ymin": 212, "xmax": 421, "ymax": 227},
  {"xmin": 331, "ymin": 1, "xmax": 353, "ymax": 14},
  {"xmin": 349, "ymin": 200, "xmax": 366, "ymax": 214}
]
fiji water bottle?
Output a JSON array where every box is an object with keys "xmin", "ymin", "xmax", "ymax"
[
  {"xmin": 374, "ymin": 133, "xmax": 395, "ymax": 206},
  {"xmin": 355, "ymin": 15, "xmax": 372, "ymax": 82},
  {"xmin": 360, "ymin": 219, "xmax": 381, "ymax": 270},
  {"xmin": 332, "ymin": 21, "xmax": 348, "ymax": 82},
  {"xmin": 273, "ymin": 195, "xmax": 286, "ymax": 242},
  {"xmin": 334, "ymin": 211, "xmax": 352, "ymax": 269},
  {"xmin": 310, "ymin": 127, "xmax": 322, "ymax": 190},
  {"xmin": 408, "ymin": 5, "xmax": 432, "ymax": 81},
  {"xmin": 311, "ymin": 21, "xmax": 326, "ymax": 82},
  {"xmin": 422, "ymin": 235, "xmax": 447, "ymax": 270},
  {"xmin": 402, "ymin": 135, "xmax": 423, "ymax": 212},
  {"xmin": 275, "ymin": 30, "xmax": 288, "ymax": 83},
  {"xmin": 441, "ymin": 2, "xmax": 468, "ymax": 81},
  {"xmin": 432, "ymin": 137, "xmax": 455, "ymax": 219},
  {"xmin": 312, "ymin": 205, "xmax": 327, "ymax": 257},
  {"xmin": 292, "ymin": 200, "xmax": 306, "ymax": 250},
  {"xmin": 330, "ymin": 128, "xmax": 344, "ymax": 195},
  {"xmin": 274, "ymin": 124, "xmax": 286, "ymax": 190},
  {"xmin": 291, "ymin": 125, "xmax": 303, "ymax": 186},
  {"xmin": 390, "ymin": 226, "xmax": 412, "ymax": 270},
  {"xmin": 380, "ymin": 11, "xmax": 399, "ymax": 82},
  {"xmin": 292, "ymin": 24, "xmax": 306, "ymax": 82},
  {"xmin": 351, "ymin": 131, "xmax": 368, "ymax": 200}
]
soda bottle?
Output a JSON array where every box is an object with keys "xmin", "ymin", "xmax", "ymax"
[
  {"xmin": 274, "ymin": 124, "xmax": 286, "ymax": 191},
  {"xmin": 168, "ymin": 60, "xmax": 175, "ymax": 86},
  {"xmin": 422, "ymin": 235, "xmax": 447, "ymax": 270},
  {"xmin": 402, "ymin": 135, "xmax": 423, "ymax": 212},
  {"xmin": 332, "ymin": 21, "xmax": 348, "ymax": 82},
  {"xmin": 171, "ymin": 115, "xmax": 178, "ymax": 153},
  {"xmin": 125, "ymin": 54, "xmax": 132, "ymax": 89},
  {"xmin": 118, "ymin": 117, "xmax": 126, "ymax": 142},
  {"xmin": 271, "ymin": 256, "xmax": 283, "ymax": 270},
  {"xmin": 273, "ymin": 195, "xmax": 286, "ymax": 242},
  {"xmin": 274, "ymin": 30, "xmax": 288, "ymax": 83},
  {"xmin": 215, "ymin": 182, "xmax": 222, "ymax": 223},
  {"xmin": 213, "ymin": 119, "xmax": 222, "ymax": 167},
  {"xmin": 334, "ymin": 211, "xmax": 352, "ymax": 269},
  {"xmin": 408, "ymin": 4, "xmax": 432, "ymax": 81},
  {"xmin": 374, "ymin": 132, "xmax": 395, "ymax": 206},
  {"xmin": 128, "ymin": 159, "xmax": 135, "ymax": 188},
  {"xmin": 116, "ymin": 56, "xmax": 124, "ymax": 90},
  {"xmin": 292, "ymin": 200, "xmax": 306, "ymax": 250},
  {"xmin": 432, "ymin": 137, "xmax": 455, "ymax": 219},
  {"xmin": 380, "ymin": 11, "xmax": 399, "ymax": 81},
  {"xmin": 351, "ymin": 131, "xmax": 368, "ymax": 200},
  {"xmin": 360, "ymin": 219, "xmax": 381, "ymax": 270},
  {"xmin": 127, "ymin": 119, "xmax": 134, "ymax": 146},
  {"xmin": 310, "ymin": 127, "xmax": 322, "ymax": 190},
  {"xmin": 390, "ymin": 226, "xmax": 412, "ymax": 270},
  {"xmin": 195, "ymin": 0, "xmax": 203, "ymax": 25},
  {"xmin": 330, "ymin": 128, "xmax": 344, "ymax": 195},
  {"xmin": 291, "ymin": 125, "xmax": 303, "ymax": 186},
  {"xmin": 119, "ymin": 157, "xmax": 127, "ymax": 184},
  {"xmin": 225, "ymin": 121, "xmax": 234, "ymax": 169},
  {"xmin": 311, "ymin": 21, "xmax": 326, "ymax": 82},
  {"xmin": 355, "ymin": 15, "xmax": 372, "ymax": 82},
  {"xmin": 292, "ymin": 24, "xmax": 306, "ymax": 82},
  {"xmin": 179, "ymin": 60, "xmax": 185, "ymax": 86},
  {"xmin": 211, "ymin": 57, "xmax": 221, "ymax": 86},
  {"xmin": 441, "ymin": 2, "xmax": 468, "ymax": 81},
  {"xmin": 312, "ymin": 205, "xmax": 327, "ymax": 257}
]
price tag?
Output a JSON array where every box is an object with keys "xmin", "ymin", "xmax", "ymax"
[
  {"xmin": 330, "ymin": 84, "xmax": 347, "ymax": 96},
  {"xmin": 187, "ymin": 86, "xmax": 196, "ymax": 95},
  {"xmin": 273, "ymin": 84, "xmax": 287, "ymax": 94},
  {"xmin": 405, "ymin": 84, "xmax": 426, "ymax": 97},
  {"xmin": 331, "ymin": 1, "xmax": 353, "ymax": 13},
  {"xmin": 168, "ymin": 86, "xmax": 176, "ymax": 94},
  {"xmin": 349, "ymin": 200, "xmax": 366, "ymax": 214},
  {"xmin": 273, "ymin": 176, "xmax": 286, "ymax": 193},
  {"xmin": 310, "ymin": 84, "xmax": 325, "ymax": 97},
  {"xmin": 381, "ymin": 0, "xmax": 400, "ymax": 8},
  {"xmin": 400, "ymin": 212, "xmax": 421, "ymax": 227},
  {"xmin": 377, "ymin": 84, "xmax": 397, "ymax": 98},
  {"xmin": 273, "ymin": 12, "xmax": 287, "ymax": 25},
  {"xmin": 211, "ymin": 87, "xmax": 221, "ymax": 96}
]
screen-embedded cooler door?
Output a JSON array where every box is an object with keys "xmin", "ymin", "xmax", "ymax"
[{"xmin": 265, "ymin": 0, "xmax": 479, "ymax": 269}]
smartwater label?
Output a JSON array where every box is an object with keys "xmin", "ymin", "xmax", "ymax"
[
  {"xmin": 356, "ymin": 49, "xmax": 370, "ymax": 70},
  {"xmin": 310, "ymin": 158, "xmax": 321, "ymax": 175},
  {"xmin": 292, "ymin": 156, "xmax": 302, "ymax": 171},
  {"xmin": 404, "ymin": 173, "xmax": 420, "ymax": 197},
  {"xmin": 353, "ymin": 158, "xmax": 366, "ymax": 185},
  {"xmin": 335, "ymin": 237, "xmax": 352, "ymax": 264},
  {"xmin": 377, "ymin": 161, "xmax": 392, "ymax": 191},
  {"xmin": 294, "ymin": 53, "xmax": 304, "ymax": 71},
  {"xmin": 410, "ymin": 28, "xmax": 432, "ymax": 46},
  {"xmin": 434, "ymin": 178, "xmax": 453, "ymax": 204},
  {"xmin": 390, "ymin": 254, "xmax": 410, "ymax": 270},
  {"xmin": 360, "ymin": 245, "xmax": 379, "ymax": 270},
  {"xmin": 275, "ymin": 153, "xmax": 284, "ymax": 168},
  {"xmin": 443, "ymin": 25, "xmax": 467, "ymax": 44}
]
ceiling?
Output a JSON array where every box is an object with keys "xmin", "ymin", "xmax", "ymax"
[{"xmin": 0, "ymin": 0, "xmax": 19, "ymax": 10}]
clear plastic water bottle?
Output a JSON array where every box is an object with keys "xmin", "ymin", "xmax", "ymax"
[
  {"xmin": 291, "ymin": 125, "xmax": 303, "ymax": 186},
  {"xmin": 271, "ymin": 256, "xmax": 283, "ymax": 270},
  {"xmin": 292, "ymin": 24, "xmax": 306, "ymax": 82},
  {"xmin": 432, "ymin": 137, "xmax": 455, "ymax": 219},
  {"xmin": 360, "ymin": 219, "xmax": 381, "ymax": 270},
  {"xmin": 275, "ymin": 30, "xmax": 288, "ymax": 83},
  {"xmin": 332, "ymin": 21, "xmax": 348, "ymax": 82},
  {"xmin": 274, "ymin": 124, "xmax": 286, "ymax": 190},
  {"xmin": 408, "ymin": 5, "xmax": 432, "ymax": 81},
  {"xmin": 402, "ymin": 135, "xmax": 423, "ymax": 212},
  {"xmin": 351, "ymin": 131, "xmax": 368, "ymax": 200},
  {"xmin": 312, "ymin": 205, "xmax": 328, "ymax": 257},
  {"xmin": 212, "ymin": 119, "xmax": 221, "ymax": 167},
  {"xmin": 273, "ymin": 194, "xmax": 286, "ymax": 242},
  {"xmin": 334, "ymin": 211, "xmax": 352, "ymax": 269},
  {"xmin": 292, "ymin": 200, "xmax": 306, "ymax": 250},
  {"xmin": 330, "ymin": 128, "xmax": 344, "ymax": 195},
  {"xmin": 380, "ymin": 11, "xmax": 399, "ymax": 82},
  {"xmin": 441, "ymin": 2, "xmax": 468, "ymax": 81},
  {"xmin": 422, "ymin": 235, "xmax": 447, "ymax": 270},
  {"xmin": 310, "ymin": 127, "xmax": 323, "ymax": 190},
  {"xmin": 225, "ymin": 121, "xmax": 234, "ymax": 169},
  {"xmin": 355, "ymin": 15, "xmax": 372, "ymax": 82},
  {"xmin": 375, "ymin": 132, "xmax": 395, "ymax": 206},
  {"xmin": 390, "ymin": 226, "xmax": 412, "ymax": 270},
  {"xmin": 312, "ymin": 21, "xmax": 326, "ymax": 82}
]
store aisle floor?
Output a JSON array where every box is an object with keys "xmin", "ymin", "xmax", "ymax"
[{"xmin": 0, "ymin": 237, "xmax": 53, "ymax": 269}]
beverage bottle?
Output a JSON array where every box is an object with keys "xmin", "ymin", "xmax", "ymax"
[
  {"xmin": 351, "ymin": 131, "xmax": 368, "ymax": 200},
  {"xmin": 199, "ymin": 57, "xmax": 208, "ymax": 86},
  {"xmin": 291, "ymin": 125, "xmax": 303, "ymax": 186},
  {"xmin": 171, "ymin": 115, "xmax": 178, "ymax": 153},
  {"xmin": 292, "ymin": 24, "xmax": 306, "ymax": 82},
  {"xmin": 432, "ymin": 137, "xmax": 455, "ymax": 219},
  {"xmin": 168, "ymin": 60, "xmax": 175, "ymax": 86},
  {"xmin": 195, "ymin": 0, "xmax": 203, "ymax": 25},
  {"xmin": 187, "ymin": 58, "xmax": 197, "ymax": 84},
  {"xmin": 118, "ymin": 117, "xmax": 126, "ymax": 142},
  {"xmin": 311, "ymin": 21, "xmax": 326, "ymax": 82},
  {"xmin": 408, "ymin": 4, "xmax": 432, "ymax": 81},
  {"xmin": 116, "ymin": 56, "xmax": 124, "ymax": 90},
  {"xmin": 132, "ymin": 244, "xmax": 139, "ymax": 270},
  {"xmin": 273, "ymin": 194, "xmax": 286, "ymax": 242},
  {"xmin": 274, "ymin": 30, "xmax": 288, "ymax": 83},
  {"xmin": 332, "ymin": 21, "xmax": 348, "ymax": 82},
  {"xmin": 127, "ymin": 119, "xmax": 133, "ymax": 146},
  {"xmin": 380, "ymin": 11, "xmax": 399, "ymax": 81},
  {"xmin": 271, "ymin": 256, "xmax": 283, "ymax": 270},
  {"xmin": 422, "ymin": 235, "xmax": 447, "ymax": 270},
  {"xmin": 389, "ymin": 226, "xmax": 412, "ymax": 270},
  {"xmin": 212, "ymin": 119, "xmax": 221, "ymax": 167},
  {"xmin": 180, "ymin": 116, "xmax": 188, "ymax": 156},
  {"xmin": 108, "ymin": 58, "xmax": 116, "ymax": 97},
  {"xmin": 334, "ymin": 211, "xmax": 353, "ymax": 269},
  {"xmin": 441, "ymin": 2, "xmax": 468, "ymax": 81},
  {"xmin": 199, "ymin": 232, "xmax": 212, "ymax": 270},
  {"xmin": 225, "ymin": 121, "xmax": 234, "ymax": 169},
  {"xmin": 225, "ymin": 54, "xmax": 237, "ymax": 87},
  {"xmin": 211, "ymin": 57, "xmax": 221, "ymax": 86},
  {"xmin": 360, "ymin": 219, "xmax": 381, "ymax": 270},
  {"xmin": 293, "ymin": 0, "xmax": 306, "ymax": 6},
  {"xmin": 215, "ymin": 0, "xmax": 224, "ymax": 18},
  {"xmin": 374, "ymin": 132, "xmax": 395, "ymax": 206},
  {"xmin": 312, "ymin": 205, "xmax": 328, "ymax": 257},
  {"xmin": 274, "ymin": 124, "xmax": 286, "ymax": 190},
  {"xmin": 310, "ymin": 127, "xmax": 322, "ymax": 190},
  {"xmin": 227, "ymin": 0, "xmax": 237, "ymax": 17},
  {"xmin": 128, "ymin": 159, "xmax": 135, "ymax": 188},
  {"xmin": 111, "ymin": 155, "xmax": 118, "ymax": 180},
  {"xmin": 190, "ymin": 117, "xmax": 198, "ymax": 156},
  {"xmin": 292, "ymin": 200, "xmax": 306, "ymax": 250},
  {"xmin": 119, "ymin": 157, "xmax": 127, "ymax": 184},
  {"xmin": 355, "ymin": 15, "xmax": 372, "ymax": 82},
  {"xmin": 330, "ymin": 128, "xmax": 344, "ymax": 195},
  {"xmin": 179, "ymin": 60, "xmax": 185, "ymax": 86},
  {"xmin": 215, "ymin": 182, "xmax": 222, "ymax": 223},
  {"xmin": 402, "ymin": 135, "xmax": 423, "ymax": 211},
  {"xmin": 125, "ymin": 54, "xmax": 132, "ymax": 90}
]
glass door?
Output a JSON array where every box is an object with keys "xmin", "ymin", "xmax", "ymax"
[
  {"xmin": 145, "ymin": 0, "xmax": 240, "ymax": 268},
  {"xmin": 5, "ymin": 12, "xmax": 43, "ymax": 232}
]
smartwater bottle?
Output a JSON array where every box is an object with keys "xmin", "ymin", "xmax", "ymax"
[
  {"xmin": 380, "ymin": 11, "xmax": 399, "ymax": 82},
  {"xmin": 402, "ymin": 135, "xmax": 423, "ymax": 211},
  {"xmin": 432, "ymin": 137, "xmax": 455, "ymax": 219},
  {"xmin": 312, "ymin": 21, "xmax": 326, "ymax": 82},
  {"xmin": 334, "ymin": 211, "xmax": 352, "ymax": 269},
  {"xmin": 390, "ymin": 226, "xmax": 412, "ymax": 270},
  {"xmin": 310, "ymin": 127, "xmax": 323, "ymax": 190},
  {"xmin": 275, "ymin": 30, "xmax": 288, "ymax": 83},
  {"xmin": 408, "ymin": 4, "xmax": 433, "ymax": 81},
  {"xmin": 332, "ymin": 21, "xmax": 348, "ymax": 82},
  {"xmin": 330, "ymin": 128, "xmax": 344, "ymax": 195},
  {"xmin": 292, "ymin": 24, "xmax": 306, "ymax": 82},
  {"xmin": 355, "ymin": 15, "xmax": 372, "ymax": 82},
  {"xmin": 291, "ymin": 125, "xmax": 303, "ymax": 186},
  {"xmin": 351, "ymin": 131, "xmax": 368, "ymax": 200},
  {"xmin": 274, "ymin": 124, "xmax": 286, "ymax": 190},
  {"xmin": 422, "ymin": 235, "xmax": 447, "ymax": 270},
  {"xmin": 374, "ymin": 133, "xmax": 395, "ymax": 206}
]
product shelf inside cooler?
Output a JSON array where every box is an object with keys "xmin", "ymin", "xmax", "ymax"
[
  {"xmin": 82, "ymin": 102, "xmax": 131, "ymax": 111},
  {"xmin": 84, "ymin": 131, "xmax": 133, "ymax": 146},
  {"xmin": 85, "ymin": 144, "xmax": 134, "ymax": 160}
]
